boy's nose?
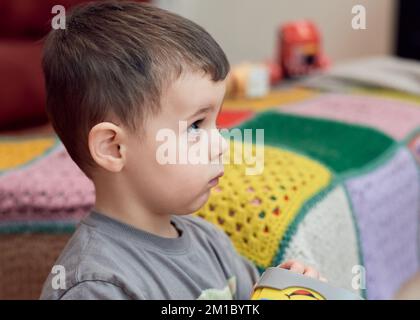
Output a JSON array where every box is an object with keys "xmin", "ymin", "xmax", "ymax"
[
  {"xmin": 209, "ymin": 130, "xmax": 228, "ymax": 161},
  {"xmin": 218, "ymin": 134, "xmax": 229, "ymax": 157}
]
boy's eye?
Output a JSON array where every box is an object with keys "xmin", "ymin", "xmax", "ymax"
[{"xmin": 188, "ymin": 119, "xmax": 203, "ymax": 133}]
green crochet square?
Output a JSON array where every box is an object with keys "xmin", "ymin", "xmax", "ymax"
[{"xmin": 234, "ymin": 111, "xmax": 395, "ymax": 174}]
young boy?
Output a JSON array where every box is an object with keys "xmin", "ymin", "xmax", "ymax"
[{"xmin": 40, "ymin": 1, "xmax": 325, "ymax": 300}]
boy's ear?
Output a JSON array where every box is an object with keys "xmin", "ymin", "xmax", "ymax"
[{"xmin": 88, "ymin": 122, "xmax": 127, "ymax": 173}]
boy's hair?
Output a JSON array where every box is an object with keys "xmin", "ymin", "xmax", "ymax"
[{"xmin": 43, "ymin": 1, "xmax": 230, "ymax": 178}]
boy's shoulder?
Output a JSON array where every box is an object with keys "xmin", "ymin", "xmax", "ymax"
[{"xmin": 39, "ymin": 219, "xmax": 143, "ymax": 299}]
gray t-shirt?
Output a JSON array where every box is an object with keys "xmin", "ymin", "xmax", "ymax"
[{"xmin": 40, "ymin": 211, "xmax": 260, "ymax": 300}]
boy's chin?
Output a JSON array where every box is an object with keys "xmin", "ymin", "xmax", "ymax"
[{"xmin": 176, "ymin": 189, "xmax": 211, "ymax": 215}]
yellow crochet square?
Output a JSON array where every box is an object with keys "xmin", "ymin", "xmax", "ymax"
[
  {"xmin": 0, "ymin": 137, "xmax": 57, "ymax": 171},
  {"xmin": 222, "ymin": 88, "xmax": 317, "ymax": 111},
  {"xmin": 194, "ymin": 142, "xmax": 331, "ymax": 268}
]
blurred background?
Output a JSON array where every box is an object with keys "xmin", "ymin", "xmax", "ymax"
[
  {"xmin": 0, "ymin": 0, "xmax": 418, "ymax": 130},
  {"xmin": 157, "ymin": 0, "xmax": 396, "ymax": 64}
]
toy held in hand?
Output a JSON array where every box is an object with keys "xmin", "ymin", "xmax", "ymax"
[{"xmin": 251, "ymin": 267, "xmax": 363, "ymax": 300}]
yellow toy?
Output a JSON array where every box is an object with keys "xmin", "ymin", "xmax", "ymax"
[{"xmin": 251, "ymin": 267, "xmax": 362, "ymax": 300}]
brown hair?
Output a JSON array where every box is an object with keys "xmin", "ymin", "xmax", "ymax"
[{"xmin": 43, "ymin": 0, "xmax": 230, "ymax": 178}]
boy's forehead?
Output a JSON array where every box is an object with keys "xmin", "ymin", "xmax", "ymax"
[{"xmin": 162, "ymin": 72, "xmax": 226, "ymax": 116}]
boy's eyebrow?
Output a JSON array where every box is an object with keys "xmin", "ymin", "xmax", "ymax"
[{"xmin": 188, "ymin": 106, "xmax": 213, "ymax": 119}]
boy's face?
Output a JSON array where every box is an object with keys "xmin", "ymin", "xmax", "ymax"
[{"xmin": 124, "ymin": 72, "xmax": 228, "ymax": 215}]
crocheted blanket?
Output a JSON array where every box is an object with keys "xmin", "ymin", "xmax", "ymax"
[{"xmin": 0, "ymin": 89, "xmax": 419, "ymax": 300}]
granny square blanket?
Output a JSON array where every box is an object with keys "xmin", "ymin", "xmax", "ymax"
[{"xmin": 1, "ymin": 90, "xmax": 419, "ymax": 299}]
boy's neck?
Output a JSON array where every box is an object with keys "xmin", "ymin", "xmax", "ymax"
[{"xmin": 93, "ymin": 178, "xmax": 180, "ymax": 239}]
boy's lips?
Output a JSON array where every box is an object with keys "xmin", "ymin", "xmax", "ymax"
[{"xmin": 208, "ymin": 171, "xmax": 224, "ymax": 187}]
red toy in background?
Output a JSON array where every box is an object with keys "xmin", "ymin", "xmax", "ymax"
[
  {"xmin": 226, "ymin": 20, "xmax": 330, "ymax": 99},
  {"xmin": 279, "ymin": 20, "xmax": 330, "ymax": 78}
]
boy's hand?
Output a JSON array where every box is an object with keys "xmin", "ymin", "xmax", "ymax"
[{"xmin": 278, "ymin": 259, "xmax": 327, "ymax": 282}]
